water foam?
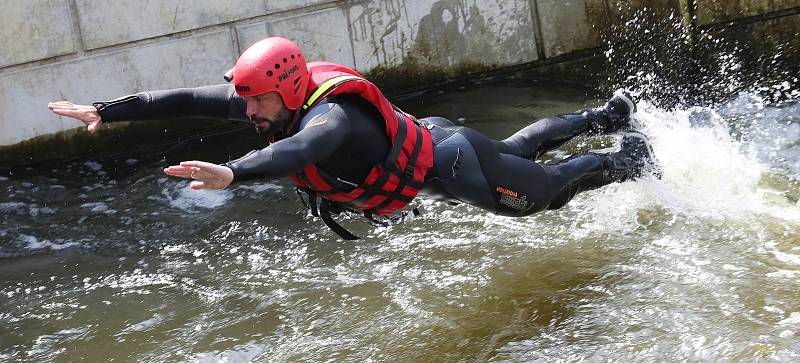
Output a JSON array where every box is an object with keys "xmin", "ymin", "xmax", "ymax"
[
  {"xmin": 629, "ymin": 95, "xmax": 799, "ymax": 223},
  {"xmin": 164, "ymin": 183, "xmax": 233, "ymax": 212}
]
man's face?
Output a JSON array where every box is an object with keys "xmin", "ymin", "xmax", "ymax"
[{"xmin": 244, "ymin": 92, "xmax": 294, "ymax": 137}]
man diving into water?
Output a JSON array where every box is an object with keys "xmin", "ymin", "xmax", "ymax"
[{"xmin": 48, "ymin": 37, "xmax": 659, "ymax": 239}]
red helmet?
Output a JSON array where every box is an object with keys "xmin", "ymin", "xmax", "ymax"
[{"xmin": 226, "ymin": 37, "xmax": 309, "ymax": 110}]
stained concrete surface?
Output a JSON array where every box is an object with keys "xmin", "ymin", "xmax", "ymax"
[
  {"xmin": 0, "ymin": 0, "xmax": 75, "ymax": 68},
  {"xmin": 75, "ymin": 0, "xmax": 266, "ymax": 50}
]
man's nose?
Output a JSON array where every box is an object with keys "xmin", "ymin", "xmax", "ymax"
[{"xmin": 245, "ymin": 101, "xmax": 258, "ymax": 117}]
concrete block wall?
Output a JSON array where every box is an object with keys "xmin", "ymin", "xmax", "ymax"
[
  {"xmin": 0, "ymin": 1, "xmax": 76, "ymax": 68},
  {"xmin": 1, "ymin": 0, "xmax": 798, "ymax": 163}
]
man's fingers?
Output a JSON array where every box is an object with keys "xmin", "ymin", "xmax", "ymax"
[
  {"xmin": 178, "ymin": 161, "xmax": 221, "ymax": 177},
  {"xmin": 49, "ymin": 107, "xmax": 77, "ymax": 117},
  {"xmin": 48, "ymin": 101, "xmax": 74, "ymax": 109},
  {"xmin": 164, "ymin": 165, "xmax": 214, "ymax": 180},
  {"xmin": 164, "ymin": 166, "xmax": 192, "ymax": 178},
  {"xmin": 164, "ymin": 166, "xmax": 192, "ymax": 177},
  {"xmin": 48, "ymin": 103, "xmax": 78, "ymax": 114},
  {"xmin": 179, "ymin": 160, "xmax": 211, "ymax": 169},
  {"xmin": 166, "ymin": 161, "xmax": 232, "ymax": 190},
  {"xmin": 88, "ymin": 121, "xmax": 101, "ymax": 133},
  {"xmin": 190, "ymin": 181, "xmax": 206, "ymax": 190}
]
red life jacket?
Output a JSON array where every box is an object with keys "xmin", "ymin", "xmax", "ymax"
[{"xmin": 289, "ymin": 62, "xmax": 434, "ymax": 216}]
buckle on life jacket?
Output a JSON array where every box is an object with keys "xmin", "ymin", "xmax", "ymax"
[{"xmin": 295, "ymin": 188, "xmax": 421, "ymax": 240}]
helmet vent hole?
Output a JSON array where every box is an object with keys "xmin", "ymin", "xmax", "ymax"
[
  {"xmin": 291, "ymin": 54, "xmax": 295, "ymax": 59},
  {"xmin": 283, "ymin": 58, "xmax": 287, "ymax": 63},
  {"xmin": 275, "ymin": 83, "xmax": 280, "ymax": 88},
  {"xmin": 274, "ymin": 64, "xmax": 280, "ymax": 69},
  {"xmin": 266, "ymin": 71, "xmax": 273, "ymax": 77},
  {"xmin": 293, "ymin": 77, "xmax": 301, "ymax": 84}
]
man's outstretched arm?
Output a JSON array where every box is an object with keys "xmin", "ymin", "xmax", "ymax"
[
  {"xmin": 49, "ymin": 84, "xmax": 247, "ymax": 132},
  {"xmin": 165, "ymin": 103, "xmax": 353, "ymax": 189}
]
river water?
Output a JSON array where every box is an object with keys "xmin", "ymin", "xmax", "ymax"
[{"xmin": 2, "ymin": 76, "xmax": 800, "ymax": 361}]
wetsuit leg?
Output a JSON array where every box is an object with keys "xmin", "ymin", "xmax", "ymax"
[
  {"xmin": 539, "ymin": 154, "xmax": 611, "ymax": 210},
  {"xmin": 494, "ymin": 113, "xmax": 590, "ymax": 159},
  {"xmin": 433, "ymin": 126, "xmax": 620, "ymax": 216}
]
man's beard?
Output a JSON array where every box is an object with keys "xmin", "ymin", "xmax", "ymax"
[{"xmin": 252, "ymin": 107, "xmax": 295, "ymax": 140}]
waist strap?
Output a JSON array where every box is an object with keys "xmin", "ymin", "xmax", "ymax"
[{"xmin": 297, "ymin": 188, "xmax": 419, "ymax": 240}]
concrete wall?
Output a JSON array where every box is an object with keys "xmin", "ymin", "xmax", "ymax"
[
  {"xmin": 1, "ymin": 0, "xmax": 799, "ymax": 165},
  {"xmin": 697, "ymin": 0, "xmax": 800, "ymax": 24}
]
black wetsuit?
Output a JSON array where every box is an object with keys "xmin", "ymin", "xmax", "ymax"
[{"xmin": 95, "ymin": 84, "xmax": 619, "ymax": 217}]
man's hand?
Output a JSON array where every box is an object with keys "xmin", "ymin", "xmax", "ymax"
[
  {"xmin": 48, "ymin": 101, "xmax": 103, "ymax": 133},
  {"xmin": 164, "ymin": 161, "xmax": 234, "ymax": 190}
]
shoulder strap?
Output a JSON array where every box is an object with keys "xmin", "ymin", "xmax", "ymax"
[{"xmin": 303, "ymin": 75, "xmax": 364, "ymax": 111}]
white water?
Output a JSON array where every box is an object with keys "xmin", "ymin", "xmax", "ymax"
[{"xmin": 484, "ymin": 92, "xmax": 800, "ymax": 361}]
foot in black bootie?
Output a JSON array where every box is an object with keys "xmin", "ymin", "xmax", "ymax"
[
  {"xmin": 584, "ymin": 90, "xmax": 638, "ymax": 134},
  {"xmin": 606, "ymin": 130, "xmax": 662, "ymax": 181}
]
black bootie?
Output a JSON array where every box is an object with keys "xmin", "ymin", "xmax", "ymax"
[
  {"xmin": 583, "ymin": 90, "xmax": 638, "ymax": 135},
  {"xmin": 603, "ymin": 131, "xmax": 661, "ymax": 182},
  {"xmin": 544, "ymin": 131, "xmax": 660, "ymax": 210}
]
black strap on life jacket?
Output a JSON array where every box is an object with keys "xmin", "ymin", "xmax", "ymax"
[
  {"xmin": 297, "ymin": 188, "xmax": 360, "ymax": 240},
  {"xmin": 319, "ymin": 200, "xmax": 360, "ymax": 241},
  {"xmin": 295, "ymin": 187, "xmax": 421, "ymax": 241}
]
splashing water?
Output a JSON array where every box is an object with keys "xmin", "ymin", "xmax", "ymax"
[
  {"xmin": 483, "ymin": 89, "xmax": 800, "ymax": 361},
  {"xmin": 638, "ymin": 98, "xmax": 800, "ymax": 221}
]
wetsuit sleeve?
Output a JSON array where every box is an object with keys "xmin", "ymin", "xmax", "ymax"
[
  {"xmin": 92, "ymin": 84, "xmax": 248, "ymax": 123},
  {"xmin": 225, "ymin": 104, "xmax": 353, "ymax": 181}
]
